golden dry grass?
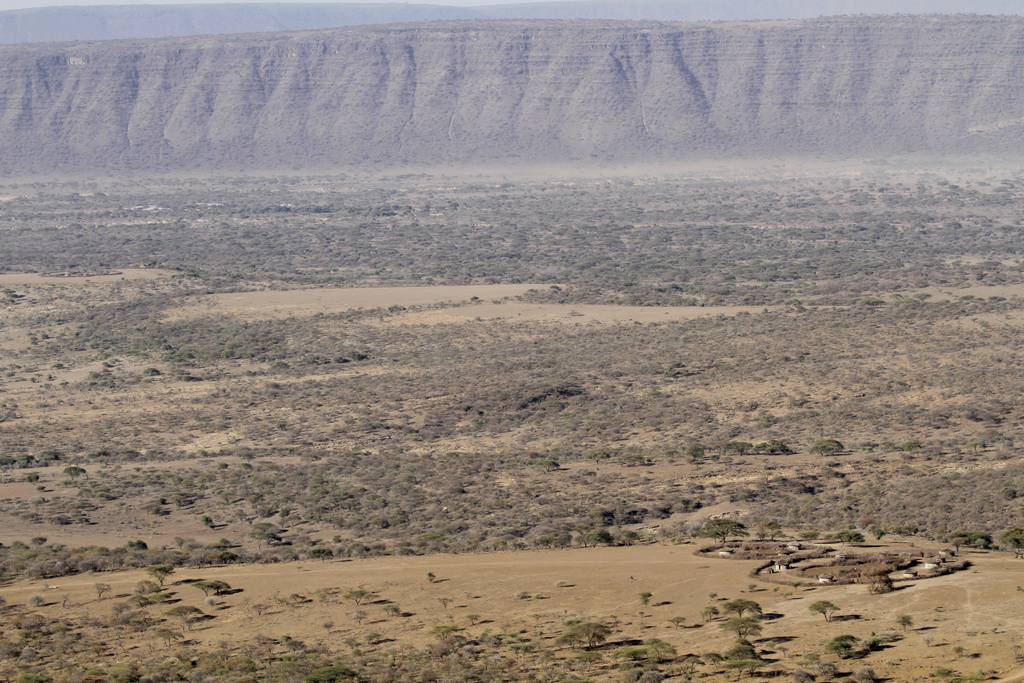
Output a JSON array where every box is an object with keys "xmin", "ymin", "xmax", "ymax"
[
  {"xmin": 163, "ymin": 284, "xmax": 553, "ymax": 321},
  {"xmin": 2, "ymin": 543, "xmax": 1022, "ymax": 681}
]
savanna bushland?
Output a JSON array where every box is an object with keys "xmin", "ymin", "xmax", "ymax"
[{"xmin": 1, "ymin": 50, "xmax": 1024, "ymax": 682}]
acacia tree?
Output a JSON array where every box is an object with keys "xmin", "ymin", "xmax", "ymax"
[
  {"xmin": 578, "ymin": 622, "xmax": 612, "ymax": 649},
  {"xmin": 720, "ymin": 617, "xmax": 763, "ymax": 638},
  {"xmin": 700, "ymin": 519, "xmax": 748, "ymax": 542},
  {"xmin": 825, "ymin": 634, "xmax": 859, "ymax": 658},
  {"xmin": 429, "ymin": 624, "xmax": 460, "ymax": 643},
  {"xmin": 554, "ymin": 627, "xmax": 586, "ymax": 650},
  {"xmin": 948, "ymin": 531, "xmax": 971, "ymax": 551},
  {"xmin": 153, "ymin": 629, "xmax": 182, "ymax": 647},
  {"xmin": 684, "ymin": 444, "xmax": 705, "ymax": 461},
  {"xmin": 896, "ymin": 614, "xmax": 914, "ymax": 631},
  {"xmin": 837, "ymin": 530, "xmax": 865, "ymax": 545},
  {"xmin": 701, "ymin": 605, "xmax": 720, "ymax": 621},
  {"xmin": 645, "ymin": 638, "xmax": 677, "ymax": 662},
  {"xmin": 754, "ymin": 521, "xmax": 782, "ymax": 541},
  {"xmin": 248, "ymin": 523, "xmax": 281, "ymax": 549},
  {"xmin": 343, "ymin": 589, "xmax": 373, "ymax": 605},
  {"xmin": 723, "ymin": 599, "xmax": 762, "ymax": 618},
  {"xmin": 146, "ymin": 565, "xmax": 175, "ymax": 587},
  {"xmin": 63, "ymin": 466, "xmax": 86, "ymax": 480},
  {"xmin": 724, "ymin": 639, "xmax": 756, "ymax": 661},
  {"xmin": 556, "ymin": 622, "xmax": 612, "ymax": 650},
  {"xmin": 725, "ymin": 441, "xmax": 754, "ymax": 456},
  {"xmin": 809, "ymin": 600, "xmax": 839, "ymax": 622},
  {"xmin": 1000, "ymin": 528, "xmax": 1024, "ymax": 558},
  {"xmin": 165, "ymin": 605, "xmax": 203, "ymax": 632},
  {"xmin": 193, "ymin": 580, "xmax": 231, "ymax": 597},
  {"xmin": 726, "ymin": 659, "xmax": 766, "ymax": 680}
]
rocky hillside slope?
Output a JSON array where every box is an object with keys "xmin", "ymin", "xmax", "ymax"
[{"xmin": 1, "ymin": 16, "xmax": 1023, "ymax": 174}]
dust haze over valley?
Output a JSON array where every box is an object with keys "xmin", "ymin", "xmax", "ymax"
[{"xmin": 2, "ymin": 8, "xmax": 1024, "ymax": 683}]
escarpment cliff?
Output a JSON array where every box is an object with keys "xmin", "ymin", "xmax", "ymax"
[{"xmin": 2, "ymin": 16, "xmax": 1023, "ymax": 174}]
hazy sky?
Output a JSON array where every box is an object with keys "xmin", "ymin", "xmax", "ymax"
[{"xmin": 0, "ymin": 0, "xmax": 543, "ymax": 9}]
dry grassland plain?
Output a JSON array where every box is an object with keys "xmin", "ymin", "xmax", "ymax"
[
  {"xmin": 164, "ymin": 287, "xmax": 771, "ymax": 324},
  {"xmin": 1, "ymin": 167, "xmax": 1024, "ymax": 682},
  {"xmin": 2, "ymin": 544, "xmax": 1022, "ymax": 681}
]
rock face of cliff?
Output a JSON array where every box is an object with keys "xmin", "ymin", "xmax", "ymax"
[{"xmin": 2, "ymin": 17, "xmax": 1023, "ymax": 174}]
